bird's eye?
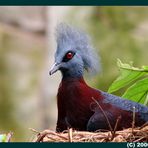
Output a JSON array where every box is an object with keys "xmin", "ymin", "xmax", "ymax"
[
  {"xmin": 63, "ymin": 51, "xmax": 75, "ymax": 62},
  {"xmin": 66, "ymin": 52, "xmax": 73, "ymax": 59}
]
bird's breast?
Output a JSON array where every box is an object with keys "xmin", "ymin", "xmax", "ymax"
[{"xmin": 57, "ymin": 78, "xmax": 98, "ymax": 130}]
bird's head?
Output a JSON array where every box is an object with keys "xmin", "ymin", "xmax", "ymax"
[{"xmin": 49, "ymin": 23, "xmax": 100, "ymax": 78}]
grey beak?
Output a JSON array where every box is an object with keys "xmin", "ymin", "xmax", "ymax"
[{"xmin": 49, "ymin": 63, "xmax": 60, "ymax": 75}]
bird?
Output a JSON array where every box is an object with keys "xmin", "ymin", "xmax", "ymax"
[{"xmin": 49, "ymin": 23, "xmax": 148, "ymax": 132}]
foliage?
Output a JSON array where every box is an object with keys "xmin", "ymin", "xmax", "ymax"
[
  {"xmin": 0, "ymin": 134, "xmax": 7, "ymax": 142},
  {"xmin": 0, "ymin": 133, "xmax": 12, "ymax": 142},
  {"xmin": 86, "ymin": 7, "xmax": 148, "ymax": 92},
  {"xmin": 108, "ymin": 59, "xmax": 148, "ymax": 106}
]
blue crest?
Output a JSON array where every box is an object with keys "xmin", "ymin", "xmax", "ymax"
[{"xmin": 55, "ymin": 23, "xmax": 101, "ymax": 77}]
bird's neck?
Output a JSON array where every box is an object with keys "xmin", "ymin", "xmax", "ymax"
[
  {"xmin": 61, "ymin": 76, "xmax": 86, "ymax": 84},
  {"xmin": 61, "ymin": 68, "xmax": 83, "ymax": 79}
]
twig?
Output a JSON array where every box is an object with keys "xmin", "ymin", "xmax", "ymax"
[
  {"xmin": 36, "ymin": 130, "xmax": 69, "ymax": 142},
  {"xmin": 139, "ymin": 122, "xmax": 148, "ymax": 130},
  {"xmin": 132, "ymin": 107, "xmax": 136, "ymax": 134},
  {"xmin": 33, "ymin": 125, "xmax": 148, "ymax": 142},
  {"xmin": 29, "ymin": 128, "xmax": 40, "ymax": 134},
  {"xmin": 6, "ymin": 132, "xmax": 13, "ymax": 142},
  {"xmin": 133, "ymin": 136, "xmax": 148, "ymax": 142},
  {"xmin": 68, "ymin": 128, "xmax": 73, "ymax": 142},
  {"xmin": 91, "ymin": 97, "xmax": 113, "ymax": 135},
  {"xmin": 36, "ymin": 130, "xmax": 56, "ymax": 142},
  {"xmin": 111, "ymin": 116, "xmax": 121, "ymax": 141},
  {"xmin": 36, "ymin": 132, "xmax": 48, "ymax": 142}
]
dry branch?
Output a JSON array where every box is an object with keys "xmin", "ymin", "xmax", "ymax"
[{"xmin": 33, "ymin": 124, "xmax": 148, "ymax": 142}]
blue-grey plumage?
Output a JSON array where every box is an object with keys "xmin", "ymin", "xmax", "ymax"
[{"xmin": 52, "ymin": 23, "xmax": 101, "ymax": 78}]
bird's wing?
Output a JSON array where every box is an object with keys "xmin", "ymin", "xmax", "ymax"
[
  {"xmin": 87, "ymin": 90, "xmax": 148, "ymax": 131},
  {"xmin": 99, "ymin": 90, "xmax": 148, "ymax": 121},
  {"xmin": 87, "ymin": 109, "xmax": 114, "ymax": 131},
  {"xmin": 100, "ymin": 91, "xmax": 148, "ymax": 112}
]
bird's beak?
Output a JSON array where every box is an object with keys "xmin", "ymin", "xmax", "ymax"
[{"xmin": 49, "ymin": 62, "xmax": 61, "ymax": 75}]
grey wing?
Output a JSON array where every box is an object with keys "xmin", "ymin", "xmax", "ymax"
[
  {"xmin": 87, "ymin": 110, "xmax": 114, "ymax": 132},
  {"xmin": 100, "ymin": 91, "xmax": 148, "ymax": 121}
]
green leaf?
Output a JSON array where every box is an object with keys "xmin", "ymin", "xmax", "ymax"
[
  {"xmin": 122, "ymin": 77, "xmax": 148, "ymax": 106},
  {"xmin": 0, "ymin": 134, "xmax": 7, "ymax": 142},
  {"xmin": 144, "ymin": 94, "xmax": 148, "ymax": 106},
  {"xmin": 108, "ymin": 59, "xmax": 147, "ymax": 93},
  {"xmin": 143, "ymin": 66, "xmax": 148, "ymax": 71}
]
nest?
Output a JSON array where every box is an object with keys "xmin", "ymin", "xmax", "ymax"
[{"xmin": 32, "ymin": 123, "xmax": 148, "ymax": 142}]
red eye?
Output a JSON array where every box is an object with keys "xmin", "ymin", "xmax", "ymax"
[
  {"xmin": 63, "ymin": 51, "xmax": 75, "ymax": 62},
  {"xmin": 66, "ymin": 52, "xmax": 73, "ymax": 59}
]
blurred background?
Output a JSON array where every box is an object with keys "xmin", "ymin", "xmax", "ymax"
[{"xmin": 0, "ymin": 6, "xmax": 147, "ymax": 141}]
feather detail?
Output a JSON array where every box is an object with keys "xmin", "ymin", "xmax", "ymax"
[{"xmin": 56, "ymin": 23, "xmax": 101, "ymax": 75}]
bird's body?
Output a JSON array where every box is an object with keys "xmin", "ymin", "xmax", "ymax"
[
  {"xmin": 56, "ymin": 77, "xmax": 147, "ymax": 132},
  {"xmin": 49, "ymin": 23, "xmax": 148, "ymax": 132}
]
